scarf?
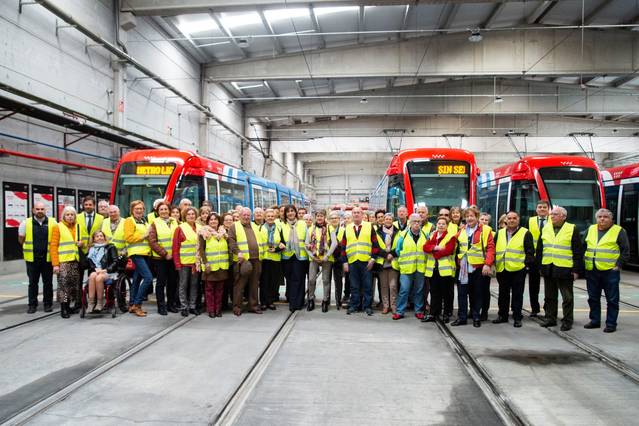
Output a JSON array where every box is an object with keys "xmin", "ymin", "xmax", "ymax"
[
  {"xmin": 287, "ymin": 219, "xmax": 301, "ymax": 258},
  {"xmin": 381, "ymin": 225, "xmax": 394, "ymax": 267},
  {"xmin": 310, "ymin": 222, "xmax": 328, "ymax": 256},
  {"xmin": 265, "ymin": 223, "xmax": 276, "ymax": 246},
  {"xmin": 88, "ymin": 243, "xmax": 107, "ymax": 269}
]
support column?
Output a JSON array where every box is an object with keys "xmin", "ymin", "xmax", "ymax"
[
  {"xmin": 296, "ymin": 159, "xmax": 304, "ymax": 192},
  {"xmin": 285, "ymin": 152, "xmax": 295, "ymax": 188},
  {"xmin": 199, "ymin": 74, "xmax": 210, "ymax": 154},
  {"xmin": 111, "ymin": 61, "xmax": 127, "ymax": 157}
]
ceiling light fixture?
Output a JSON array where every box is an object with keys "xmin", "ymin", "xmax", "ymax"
[
  {"xmin": 236, "ymin": 38, "xmax": 250, "ymax": 48},
  {"xmin": 494, "ymin": 96, "xmax": 503, "ymax": 103},
  {"xmin": 468, "ymin": 29, "xmax": 482, "ymax": 43},
  {"xmin": 360, "ymin": 97, "xmax": 368, "ymax": 104}
]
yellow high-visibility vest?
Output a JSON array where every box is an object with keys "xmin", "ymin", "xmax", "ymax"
[
  {"xmin": 425, "ymin": 232, "xmax": 456, "ymax": 277},
  {"xmin": 376, "ymin": 228, "xmax": 399, "ymax": 270},
  {"xmin": 584, "ymin": 224, "xmax": 622, "ymax": 271},
  {"xmin": 77, "ymin": 212, "xmax": 104, "ymax": 253},
  {"xmin": 178, "ymin": 222, "xmax": 199, "ymax": 264},
  {"xmin": 495, "ymin": 227, "xmax": 528, "ymax": 272},
  {"xmin": 281, "ymin": 220, "xmax": 308, "ymax": 260},
  {"xmin": 233, "ymin": 221, "xmax": 265, "ymax": 262},
  {"xmin": 448, "ymin": 222, "xmax": 459, "ymax": 235},
  {"xmin": 421, "ymin": 222, "xmax": 433, "ymax": 238},
  {"xmin": 147, "ymin": 211, "xmax": 157, "ymax": 224},
  {"xmin": 152, "ymin": 217, "xmax": 178, "ymax": 258},
  {"xmin": 126, "ymin": 217, "xmax": 151, "ymax": 256},
  {"xmin": 541, "ymin": 221, "xmax": 575, "ymax": 268},
  {"xmin": 260, "ymin": 223, "xmax": 282, "ymax": 262},
  {"xmin": 205, "ymin": 236, "xmax": 230, "ymax": 271},
  {"xmin": 528, "ymin": 216, "xmax": 547, "ymax": 250},
  {"xmin": 397, "ymin": 229, "xmax": 428, "ymax": 275},
  {"xmin": 101, "ymin": 218, "xmax": 126, "ymax": 251},
  {"xmin": 57, "ymin": 222, "xmax": 79, "ymax": 263},
  {"xmin": 345, "ymin": 222, "xmax": 373, "ymax": 264},
  {"xmin": 23, "ymin": 217, "xmax": 56, "ymax": 262},
  {"xmin": 458, "ymin": 225, "xmax": 491, "ymax": 264}
]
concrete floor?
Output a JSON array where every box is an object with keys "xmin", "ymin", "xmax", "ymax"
[{"xmin": 0, "ymin": 270, "xmax": 637, "ymax": 425}]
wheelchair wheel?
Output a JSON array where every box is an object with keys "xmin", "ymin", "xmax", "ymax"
[{"xmin": 116, "ymin": 275, "xmax": 130, "ymax": 313}]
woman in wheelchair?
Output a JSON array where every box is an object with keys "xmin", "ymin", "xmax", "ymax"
[{"xmin": 87, "ymin": 230, "xmax": 119, "ymax": 313}]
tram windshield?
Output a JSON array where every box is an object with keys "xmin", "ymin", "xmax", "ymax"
[
  {"xmin": 538, "ymin": 166, "xmax": 601, "ymax": 234},
  {"xmin": 407, "ymin": 160, "xmax": 470, "ymax": 213},
  {"xmin": 114, "ymin": 162, "xmax": 174, "ymax": 217}
]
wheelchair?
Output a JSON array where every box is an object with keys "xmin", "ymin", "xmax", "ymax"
[{"xmin": 80, "ymin": 255, "xmax": 131, "ymax": 318}]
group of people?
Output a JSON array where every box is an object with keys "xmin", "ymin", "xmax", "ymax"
[{"xmin": 19, "ymin": 196, "xmax": 628, "ymax": 332}]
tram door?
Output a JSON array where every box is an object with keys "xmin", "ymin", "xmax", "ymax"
[{"xmin": 621, "ymin": 183, "xmax": 638, "ymax": 264}]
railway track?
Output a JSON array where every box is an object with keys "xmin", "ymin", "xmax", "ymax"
[
  {"xmin": 489, "ymin": 290, "xmax": 639, "ymax": 385},
  {"xmin": 0, "ymin": 315, "xmax": 195, "ymax": 426},
  {"xmin": 434, "ymin": 320, "xmax": 529, "ymax": 426}
]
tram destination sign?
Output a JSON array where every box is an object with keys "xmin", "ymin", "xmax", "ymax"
[{"xmin": 135, "ymin": 164, "xmax": 175, "ymax": 175}]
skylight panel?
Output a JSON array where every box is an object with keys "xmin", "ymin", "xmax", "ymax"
[
  {"xmin": 264, "ymin": 8, "xmax": 309, "ymax": 22},
  {"xmin": 220, "ymin": 12, "xmax": 262, "ymax": 28},
  {"xmin": 177, "ymin": 17, "xmax": 218, "ymax": 35},
  {"xmin": 314, "ymin": 6, "xmax": 360, "ymax": 16}
]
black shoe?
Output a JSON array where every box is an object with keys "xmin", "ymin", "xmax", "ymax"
[
  {"xmin": 346, "ymin": 308, "xmax": 354, "ymax": 315},
  {"xmin": 480, "ymin": 315, "xmax": 488, "ymax": 322},
  {"xmin": 44, "ymin": 305, "xmax": 52, "ymax": 313},
  {"xmin": 603, "ymin": 326, "xmax": 616, "ymax": 333},
  {"xmin": 560, "ymin": 323, "xmax": 572, "ymax": 331},
  {"xmin": 181, "ymin": 309, "xmax": 188, "ymax": 317},
  {"xmin": 307, "ymin": 300, "xmax": 315, "ymax": 311},
  {"xmin": 70, "ymin": 304, "xmax": 80, "ymax": 314},
  {"xmin": 584, "ymin": 322, "xmax": 600, "ymax": 329},
  {"xmin": 492, "ymin": 317, "xmax": 508, "ymax": 324},
  {"xmin": 451, "ymin": 319, "xmax": 467, "ymax": 326},
  {"xmin": 335, "ymin": 299, "xmax": 341, "ymax": 310},
  {"xmin": 540, "ymin": 321, "xmax": 557, "ymax": 328},
  {"xmin": 158, "ymin": 306, "xmax": 168, "ymax": 316},
  {"xmin": 267, "ymin": 305, "xmax": 276, "ymax": 310},
  {"xmin": 366, "ymin": 308, "xmax": 373, "ymax": 316},
  {"xmin": 168, "ymin": 306, "xmax": 179, "ymax": 313},
  {"xmin": 422, "ymin": 315, "xmax": 436, "ymax": 323},
  {"xmin": 60, "ymin": 303, "xmax": 70, "ymax": 319},
  {"xmin": 208, "ymin": 312, "xmax": 215, "ymax": 318},
  {"xmin": 321, "ymin": 301, "xmax": 328, "ymax": 313},
  {"xmin": 530, "ymin": 311, "xmax": 540, "ymax": 318},
  {"xmin": 215, "ymin": 312, "xmax": 223, "ymax": 317},
  {"xmin": 442, "ymin": 316, "xmax": 450, "ymax": 324},
  {"xmin": 189, "ymin": 308, "xmax": 200, "ymax": 316},
  {"xmin": 514, "ymin": 320, "xmax": 522, "ymax": 328},
  {"xmin": 473, "ymin": 320, "xmax": 481, "ymax": 328},
  {"xmin": 27, "ymin": 306, "xmax": 37, "ymax": 314}
]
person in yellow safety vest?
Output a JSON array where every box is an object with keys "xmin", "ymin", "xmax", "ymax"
[
  {"xmin": 328, "ymin": 210, "xmax": 347, "ymax": 310},
  {"xmin": 50, "ymin": 205, "xmax": 83, "ymax": 318},
  {"xmin": 423, "ymin": 216, "xmax": 458, "ymax": 323},
  {"xmin": 492, "ymin": 211, "xmax": 535, "ymax": 328},
  {"xmin": 393, "ymin": 205, "xmax": 409, "ymax": 231},
  {"xmin": 147, "ymin": 198, "xmax": 163, "ymax": 225},
  {"xmin": 148, "ymin": 201, "xmax": 179, "ymax": 315},
  {"xmin": 340, "ymin": 206, "xmax": 381, "ymax": 316},
  {"xmin": 228, "ymin": 207, "xmax": 265, "ymax": 316},
  {"xmin": 448, "ymin": 206, "xmax": 463, "ymax": 235},
  {"xmin": 536, "ymin": 205, "xmax": 583, "ymax": 331},
  {"xmin": 97, "ymin": 199, "xmax": 110, "ymax": 218},
  {"xmin": 583, "ymin": 208, "xmax": 630, "ymax": 333},
  {"xmin": 416, "ymin": 205, "xmax": 434, "ymax": 314},
  {"xmin": 527, "ymin": 199, "xmax": 550, "ymax": 317},
  {"xmin": 173, "ymin": 206, "xmax": 201, "ymax": 317},
  {"xmin": 259, "ymin": 208, "xmax": 285, "ymax": 311},
  {"xmin": 18, "ymin": 201, "xmax": 56, "ymax": 314},
  {"xmin": 375, "ymin": 213, "xmax": 400, "ymax": 315},
  {"xmin": 124, "ymin": 200, "xmax": 152, "ymax": 317},
  {"xmin": 305, "ymin": 209, "xmax": 338, "ymax": 312},
  {"xmin": 477, "ymin": 212, "xmax": 495, "ymax": 322},
  {"xmin": 170, "ymin": 206, "xmax": 183, "ymax": 224},
  {"xmin": 77, "ymin": 195, "xmax": 104, "ymax": 255},
  {"xmin": 196, "ymin": 212, "xmax": 230, "ymax": 318},
  {"xmin": 392, "ymin": 214, "xmax": 428, "ymax": 320},
  {"xmin": 453, "ymin": 205, "xmax": 495, "ymax": 328},
  {"xmin": 281, "ymin": 205, "xmax": 309, "ymax": 312},
  {"xmin": 101, "ymin": 204, "xmax": 126, "ymax": 253}
]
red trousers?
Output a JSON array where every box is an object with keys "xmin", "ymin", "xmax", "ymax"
[{"xmin": 204, "ymin": 280, "xmax": 224, "ymax": 314}]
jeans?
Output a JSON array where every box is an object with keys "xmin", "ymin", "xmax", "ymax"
[
  {"xmin": 586, "ymin": 268, "xmax": 620, "ymax": 328},
  {"xmin": 153, "ymin": 258, "xmax": 176, "ymax": 308},
  {"xmin": 26, "ymin": 259, "xmax": 53, "ymax": 308},
  {"xmin": 130, "ymin": 255, "xmax": 153, "ymax": 305},
  {"xmin": 397, "ymin": 272, "xmax": 424, "ymax": 315},
  {"xmin": 348, "ymin": 261, "xmax": 372, "ymax": 311}
]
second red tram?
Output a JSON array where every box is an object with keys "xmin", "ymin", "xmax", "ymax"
[{"xmin": 478, "ymin": 155, "xmax": 605, "ymax": 234}]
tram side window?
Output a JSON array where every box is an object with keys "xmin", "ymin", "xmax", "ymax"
[
  {"xmin": 220, "ymin": 180, "xmax": 246, "ymax": 213},
  {"xmin": 510, "ymin": 180, "xmax": 539, "ymax": 226},
  {"xmin": 621, "ymin": 183, "xmax": 638, "ymax": 261},
  {"xmin": 605, "ymin": 186, "xmax": 619, "ymax": 222},
  {"xmin": 175, "ymin": 175, "xmax": 204, "ymax": 208},
  {"xmin": 265, "ymin": 190, "xmax": 277, "ymax": 207},
  {"xmin": 496, "ymin": 182, "xmax": 509, "ymax": 222},
  {"xmin": 206, "ymin": 178, "xmax": 220, "ymax": 212},
  {"xmin": 252, "ymin": 187, "xmax": 264, "ymax": 209},
  {"xmin": 386, "ymin": 174, "xmax": 405, "ymax": 217},
  {"xmin": 478, "ymin": 183, "xmax": 497, "ymax": 228}
]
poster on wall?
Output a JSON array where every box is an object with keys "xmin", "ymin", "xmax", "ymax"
[
  {"xmin": 3, "ymin": 181, "xmax": 29, "ymax": 260},
  {"xmin": 77, "ymin": 189, "xmax": 95, "ymax": 212},
  {"xmin": 56, "ymin": 187, "xmax": 76, "ymax": 220},
  {"xmin": 4, "ymin": 183, "xmax": 28, "ymax": 228},
  {"xmin": 32, "ymin": 185, "xmax": 54, "ymax": 218}
]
